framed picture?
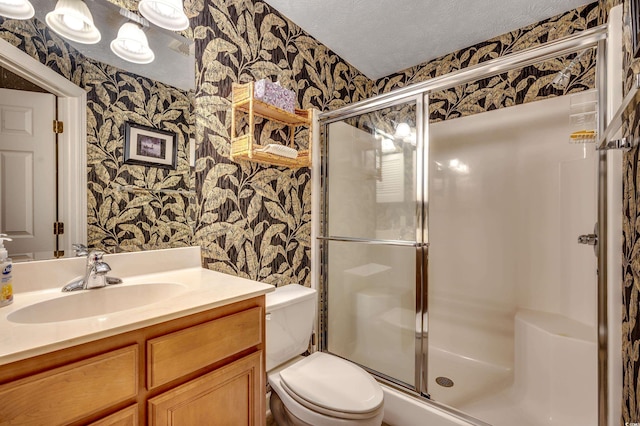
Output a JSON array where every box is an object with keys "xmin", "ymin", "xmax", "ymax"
[
  {"xmin": 123, "ymin": 122, "xmax": 177, "ymax": 169},
  {"xmin": 633, "ymin": 0, "xmax": 640, "ymax": 58}
]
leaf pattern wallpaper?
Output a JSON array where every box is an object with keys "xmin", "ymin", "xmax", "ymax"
[
  {"xmin": 623, "ymin": 109, "xmax": 640, "ymax": 424},
  {"xmin": 190, "ymin": 0, "xmax": 371, "ymax": 287},
  {"xmin": 374, "ymin": 2, "xmax": 599, "ymax": 121}
]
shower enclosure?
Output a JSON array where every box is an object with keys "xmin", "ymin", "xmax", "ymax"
[{"xmin": 317, "ymin": 23, "xmax": 618, "ymax": 426}]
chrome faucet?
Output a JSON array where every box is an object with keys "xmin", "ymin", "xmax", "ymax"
[
  {"xmin": 72, "ymin": 243, "xmax": 89, "ymax": 257},
  {"xmin": 62, "ymin": 250, "xmax": 123, "ymax": 292}
]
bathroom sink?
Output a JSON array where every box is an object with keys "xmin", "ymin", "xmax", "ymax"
[{"xmin": 7, "ymin": 283, "xmax": 187, "ymax": 324}]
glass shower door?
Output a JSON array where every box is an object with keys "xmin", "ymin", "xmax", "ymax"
[{"xmin": 321, "ymin": 98, "xmax": 427, "ymax": 391}]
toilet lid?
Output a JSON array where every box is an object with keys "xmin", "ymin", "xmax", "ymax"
[{"xmin": 279, "ymin": 352, "xmax": 384, "ymax": 415}]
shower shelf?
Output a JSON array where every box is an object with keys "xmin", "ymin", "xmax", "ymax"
[{"xmin": 230, "ymin": 82, "xmax": 313, "ymax": 168}]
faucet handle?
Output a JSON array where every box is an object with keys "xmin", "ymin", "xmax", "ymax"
[
  {"xmin": 87, "ymin": 250, "xmax": 105, "ymax": 263},
  {"xmin": 94, "ymin": 262, "xmax": 111, "ymax": 274},
  {"xmin": 72, "ymin": 243, "xmax": 88, "ymax": 256}
]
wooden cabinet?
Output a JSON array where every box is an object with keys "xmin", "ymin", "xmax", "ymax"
[
  {"xmin": 0, "ymin": 346, "xmax": 138, "ymax": 426},
  {"xmin": 230, "ymin": 82, "xmax": 313, "ymax": 168},
  {"xmin": 0, "ymin": 297, "xmax": 266, "ymax": 426},
  {"xmin": 148, "ymin": 351, "xmax": 263, "ymax": 426}
]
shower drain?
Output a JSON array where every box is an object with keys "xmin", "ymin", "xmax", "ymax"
[{"xmin": 435, "ymin": 376, "xmax": 454, "ymax": 387}]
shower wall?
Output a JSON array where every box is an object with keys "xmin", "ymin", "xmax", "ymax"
[
  {"xmin": 428, "ymin": 93, "xmax": 598, "ymax": 421},
  {"xmin": 429, "ymin": 91, "xmax": 597, "ymax": 362}
]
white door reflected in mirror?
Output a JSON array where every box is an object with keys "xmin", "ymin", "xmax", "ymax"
[{"xmin": 0, "ymin": 88, "xmax": 57, "ymax": 260}]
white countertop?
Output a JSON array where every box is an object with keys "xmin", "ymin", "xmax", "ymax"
[{"xmin": 0, "ymin": 247, "xmax": 274, "ymax": 365}]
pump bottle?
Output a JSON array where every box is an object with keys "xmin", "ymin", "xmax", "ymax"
[{"xmin": 0, "ymin": 234, "xmax": 13, "ymax": 307}]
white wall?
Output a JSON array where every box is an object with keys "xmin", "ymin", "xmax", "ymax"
[{"xmin": 428, "ymin": 94, "xmax": 598, "ymax": 370}]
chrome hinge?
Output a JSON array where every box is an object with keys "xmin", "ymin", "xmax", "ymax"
[
  {"xmin": 53, "ymin": 120, "xmax": 64, "ymax": 134},
  {"xmin": 53, "ymin": 221, "xmax": 64, "ymax": 235}
]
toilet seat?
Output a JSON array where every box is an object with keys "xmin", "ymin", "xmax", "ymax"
[
  {"xmin": 277, "ymin": 352, "xmax": 383, "ymax": 420},
  {"xmin": 279, "ymin": 378, "xmax": 381, "ymax": 421}
]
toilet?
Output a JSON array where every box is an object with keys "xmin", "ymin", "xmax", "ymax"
[{"xmin": 266, "ymin": 284, "xmax": 384, "ymax": 426}]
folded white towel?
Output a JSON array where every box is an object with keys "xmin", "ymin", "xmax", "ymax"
[{"xmin": 257, "ymin": 144, "xmax": 298, "ymax": 158}]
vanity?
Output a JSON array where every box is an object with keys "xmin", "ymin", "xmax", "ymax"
[{"xmin": 0, "ymin": 247, "xmax": 273, "ymax": 425}]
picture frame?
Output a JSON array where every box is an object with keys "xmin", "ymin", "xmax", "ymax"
[
  {"xmin": 123, "ymin": 122, "xmax": 177, "ymax": 170},
  {"xmin": 632, "ymin": 0, "xmax": 640, "ymax": 58}
]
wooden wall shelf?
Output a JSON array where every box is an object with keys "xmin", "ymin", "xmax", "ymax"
[{"xmin": 230, "ymin": 82, "xmax": 313, "ymax": 168}]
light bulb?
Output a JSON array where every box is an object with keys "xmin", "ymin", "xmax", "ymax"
[
  {"xmin": 150, "ymin": 2, "xmax": 178, "ymax": 18},
  {"xmin": 62, "ymin": 13, "xmax": 84, "ymax": 31},
  {"xmin": 45, "ymin": 0, "xmax": 100, "ymax": 44},
  {"xmin": 123, "ymin": 38, "xmax": 146, "ymax": 53},
  {"xmin": 110, "ymin": 23, "xmax": 154, "ymax": 64},
  {"xmin": 0, "ymin": 0, "xmax": 34, "ymax": 19},
  {"xmin": 139, "ymin": 0, "xmax": 189, "ymax": 31},
  {"xmin": 395, "ymin": 122, "xmax": 411, "ymax": 138},
  {"xmin": 0, "ymin": 0, "xmax": 23, "ymax": 6}
]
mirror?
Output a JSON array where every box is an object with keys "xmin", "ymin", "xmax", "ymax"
[
  {"xmin": 31, "ymin": 0, "xmax": 195, "ymax": 91},
  {"xmin": 0, "ymin": 1, "xmax": 195, "ymax": 262}
]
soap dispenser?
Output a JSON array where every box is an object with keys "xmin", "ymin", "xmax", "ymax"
[{"xmin": 0, "ymin": 234, "xmax": 13, "ymax": 307}]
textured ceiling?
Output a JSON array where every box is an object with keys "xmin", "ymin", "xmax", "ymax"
[{"xmin": 262, "ymin": 0, "xmax": 596, "ymax": 79}]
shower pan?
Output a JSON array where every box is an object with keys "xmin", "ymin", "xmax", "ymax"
[{"xmin": 317, "ymin": 21, "xmax": 620, "ymax": 426}]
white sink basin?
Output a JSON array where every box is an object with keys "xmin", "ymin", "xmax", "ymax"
[{"xmin": 8, "ymin": 283, "xmax": 187, "ymax": 324}]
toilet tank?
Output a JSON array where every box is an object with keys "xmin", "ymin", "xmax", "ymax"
[{"xmin": 266, "ymin": 284, "xmax": 317, "ymax": 371}]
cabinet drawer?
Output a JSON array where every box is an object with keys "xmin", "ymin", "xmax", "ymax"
[
  {"xmin": 89, "ymin": 404, "xmax": 138, "ymax": 426},
  {"xmin": 147, "ymin": 306, "xmax": 263, "ymax": 389},
  {"xmin": 0, "ymin": 345, "xmax": 138, "ymax": 426}
]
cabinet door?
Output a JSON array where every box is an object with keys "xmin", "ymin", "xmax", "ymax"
[
  {"xmin": 0, "ymin": 345, "xmax": 138, "ymax": 426},
  {"xmin": 148, "ymin": 351, "xmax": 264, "ymax": 426}
]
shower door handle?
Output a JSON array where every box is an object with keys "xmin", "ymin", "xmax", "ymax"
[
  {"xmin": 578, "ymin": 223, "xmax": 598, "ymax": 257},
  {"xmin": 578, "ymin": 234, "xmax": 598, "ymax": 245}
]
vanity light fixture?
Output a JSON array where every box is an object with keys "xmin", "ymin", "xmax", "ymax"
[
  {"xmin": 0, "ymin": 0, "xmax": 34, "ymax": 20},
  {"xmin": 138, "ymin": 0, "xmax": 188, "ymax": 31},
  {"xmin": 110, "ymin": 22, "xmax": 155, "ymax": 64},
  {"xmin": 45, "ymin": 0, "xmax": 101, "ymax": 44}
]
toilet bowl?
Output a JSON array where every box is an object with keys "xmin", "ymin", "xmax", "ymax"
[{"xmin": 266, "ymin": 284, "xmax": 384, "ymax": 426}]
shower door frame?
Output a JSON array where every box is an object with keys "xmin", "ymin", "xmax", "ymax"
[
  {"xmin": 317, "ymin": 24, "xmax": 610, "ymax": 426},
  {"xmin": 318, "ymin": 94, "xmax": 429, "ymax": 394}
]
